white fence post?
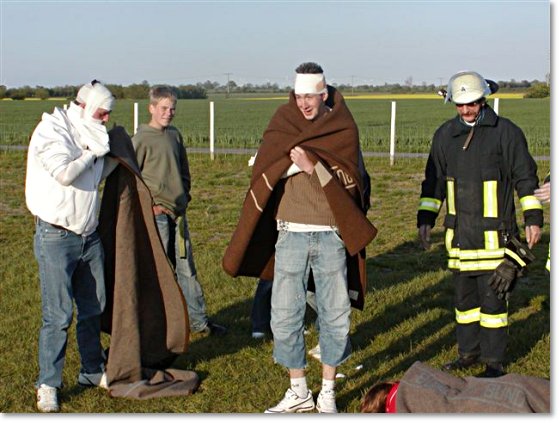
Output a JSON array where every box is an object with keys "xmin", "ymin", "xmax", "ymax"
[
  {"xmin": 493, "ymin": 98, "xmax": 500, "ymax": 115},
  {"xmin": 209, "ymin": 101, "xmax": 215, "ymax": 160},
  {"xmin": 133, "ymin": 102, "xmax": 139, "ymax": 134},
  {"xmin": 390, "ymin": 101, "xmax": 396, "ymax": 166}
]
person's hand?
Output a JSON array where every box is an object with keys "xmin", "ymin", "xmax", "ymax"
[
  {"xmin": 289, "ymin": 146, "xmax": 314, "ymax": 175},
  {"xmin": 525, "ymin": 225, "xmax": 541, "ymax": 249},
  {"xmin": 534, "ymin": 182, "xmax": 550, "ymax": 204},
  {"xmin": 153, "ymin": 205, "xmax": 173, "ymax": 216},
  {"xmin": 418, "ymin": 224, "xmax": 432, "ymax": 250}
]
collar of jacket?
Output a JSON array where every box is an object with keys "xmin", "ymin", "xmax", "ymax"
[{"xmin": 450, "ymin": 105, "xmax": 499, "ymax": 137}]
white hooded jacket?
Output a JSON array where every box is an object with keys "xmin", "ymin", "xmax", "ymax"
[{"xmin": 25, "ymin": 103, "xmax": 108, "ymax": 235}]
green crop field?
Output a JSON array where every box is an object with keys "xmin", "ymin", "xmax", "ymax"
[
  {"xmin": 0, "ymin": 148, "xmax": 550, "ymax": 413},
  {"xmin": 0, "ymin": 95, "xmax": 550, "ymax": 158}
]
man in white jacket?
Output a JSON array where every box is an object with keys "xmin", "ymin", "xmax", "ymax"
[{"xmin": 25, "ymin": 81, "xmax": 115, "ymax": 412}]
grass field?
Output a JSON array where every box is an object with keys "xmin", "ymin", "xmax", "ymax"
[
  {"xmin": 0, "ymin": 150, "xmax": 550, "ymax": 413},
  {"xmin": 0, "ymin": 95, "xmax": 550, "ymax": 158}
]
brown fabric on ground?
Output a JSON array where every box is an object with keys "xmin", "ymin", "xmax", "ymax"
[
  {"xmin": 396, "ymin": 361, "xmax": 550, "ymax": 413},
  {"xmin": 108, "ymin": 368, "xmax": 199, "ymax": 400},
  {"xmin": 222, "ymin": 86, "xmax": 377, "ymax": 310},
  {"xmin": 98, "ymin": 126, "xmax": 199, "ymax": 398}
]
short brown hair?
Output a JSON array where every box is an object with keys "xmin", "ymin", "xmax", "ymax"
[{"xmin": 149, "ymin": 85, "xmax": 177, "ymax": 105}]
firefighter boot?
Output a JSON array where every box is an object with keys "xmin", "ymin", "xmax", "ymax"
[
  {"xmin": 479, "ymin": 362, "xmax": 505, "ymax": 378},
  {"xmin": 442, "ymin": 355, "xmax": 480, "ymax": 371}
]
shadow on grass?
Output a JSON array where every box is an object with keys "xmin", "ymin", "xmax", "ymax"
[
  {"xmin": 365, "ymin": 230, "xmax": 448, "ymax": 293},
  {"xmin": 171, "ymin": 296, "xmax": 255, "ymax": 368}
]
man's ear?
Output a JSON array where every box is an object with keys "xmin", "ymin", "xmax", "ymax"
[{"xmin": 321, "ymin": 91, "xmax": 329, "ymax": 103}]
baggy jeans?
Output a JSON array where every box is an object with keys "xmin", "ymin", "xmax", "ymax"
[{"xmin": 271, "ymin": 230, "xmax": 351, "ymax": 368}]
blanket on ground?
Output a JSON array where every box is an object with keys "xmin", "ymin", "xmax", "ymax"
[
  {"xmin": 98, "ymin": 126, "xmax": 199, "ymax": 399},
  {"xmin": 397, "ymin": 361, "xmax": 550, "ymax": 412},
  {"xmin": 222, "ymin": 86, "xmax": 377, "ymax": 310}
]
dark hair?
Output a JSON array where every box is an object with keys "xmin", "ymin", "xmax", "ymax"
[
  {"xmin": 295, "ymin": 62, "xmax": 324, "ymax": 74},
  {"xmin": 360, "ymin": 382, "xmax": 395, "ymax": 413}
]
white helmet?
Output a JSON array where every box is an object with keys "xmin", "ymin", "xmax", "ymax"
[{"xmin": 445, "ymin": 71, "xmax": 492, "ymax": 104}]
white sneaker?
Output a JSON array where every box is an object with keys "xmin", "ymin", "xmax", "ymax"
[
  {"xmin": 251, "ymin": 331, "xmax": 266, "ymax": 339},
  {"xmin": 36, "ymin": 384, "xmax": 59, "ymax": 413},
  {"xmin": 308, "ymin": 343, "xmax": 321, "ymax": 361},
  {"xmin": 78, "ymin": 370, "xmax": 108, "ymax": 389},
  {"xmin": 316, "ymin": 389, "xmax": 337, "ymax": 413},
  {"xmin": 264, "ymin": 388, "xmax": 315, "ymax": 413}
]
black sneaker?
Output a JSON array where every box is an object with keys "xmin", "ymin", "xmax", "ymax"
[
  {"xmin": 478, "ymin": 363, "xmax": 505, "ymax": 378},
  {"xmin": 442, "ymin": 355, "xmax": 479, "ymax": 371},
  {"xmin": 200, "ymin": 321, "xmax": 227, "ymax": 336}
]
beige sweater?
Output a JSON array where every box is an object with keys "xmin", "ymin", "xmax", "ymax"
[{"xmin": 275, "ymin": 171, "xmax": 336, "ymax": 226}]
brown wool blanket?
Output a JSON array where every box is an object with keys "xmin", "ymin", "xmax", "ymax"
[
  {"xmin": 396, "ymin": 361, "xmax": 550, "ymax": 413},
  {"xmin": 98, "ymin": 126, "xmax": 199, "ymax": 399},
  {"xmin": 222, "ymin": 86, "xmax": 377, "ymax": 310}
]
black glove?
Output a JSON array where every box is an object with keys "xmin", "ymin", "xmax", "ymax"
[
  {"xmin": 488, "ymin": 237, "xmax": 535, "ymax": 300},
  {"xmin": 488, "ymin": 260, "xmax": 519, "ymax": 300}
]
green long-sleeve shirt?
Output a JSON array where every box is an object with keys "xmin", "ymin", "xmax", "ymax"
[{"xmin": 132, "ymin": 124, "xmax": 191, "ymax": 217}]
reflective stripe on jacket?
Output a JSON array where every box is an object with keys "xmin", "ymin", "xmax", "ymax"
[{"xmin": 417, "ymin": 106, "xmax": 543, "ymax": 274}]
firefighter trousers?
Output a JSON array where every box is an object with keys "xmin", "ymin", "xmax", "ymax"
[{"xmin": 453, "ymin": 273, "xmax": 508, "ymax": 364}]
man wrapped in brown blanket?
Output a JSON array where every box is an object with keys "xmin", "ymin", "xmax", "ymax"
[
  {"xmin": 223, "ymin": 62, "xmax": 377, "ymax": 413},
  {"xmin": 223, "ymin": 82, "xmax": 376, "ymax": 310}
]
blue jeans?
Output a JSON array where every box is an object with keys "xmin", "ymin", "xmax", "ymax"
[
  {"xmin": 271, "ymin": 230, "xmax": 351, "ymax": 368},
  {"xmin": 251, "ymin": 279, "xmax": 273, "ymax": 334},
  {"xmin": 251, "ymin": 280, "xmax": 319, "ymax": 334},
  {"xmin": 34, "ymin": 219, "xmax": 106, "ymax": 388},
  {"xmin": 155, "ymin": 213, "xmax": 208, "ymax": 332}
]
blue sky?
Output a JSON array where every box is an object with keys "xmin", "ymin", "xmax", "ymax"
[{"xmin": 0, "ymin": 0, "xmax": 551, "ymax": 88}]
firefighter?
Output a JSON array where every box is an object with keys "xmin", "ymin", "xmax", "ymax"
[{"xmin": 417, "ymin": 71, "xmax": 543, "ymax": 378}]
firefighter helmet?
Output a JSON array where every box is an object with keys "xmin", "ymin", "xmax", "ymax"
[{"xmin": 445, "ymin": 71, "xmax": 492, "ymax": 104}]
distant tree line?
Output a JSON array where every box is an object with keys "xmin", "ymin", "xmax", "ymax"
[
  {"xmin": 0, "ymin": 78, "xmax": 549, "ymax": 100},
  {"xmin": 0, "ymin": 80, "xmax": 208, "ymax": 101}
]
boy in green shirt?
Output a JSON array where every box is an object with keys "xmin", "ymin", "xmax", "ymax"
[{"xmin": 132, "ymin": 86, "xmax": 226, "ymax": 336}]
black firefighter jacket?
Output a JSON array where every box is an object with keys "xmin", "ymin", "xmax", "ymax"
[{"xmin": 417, "ymin": 106, "xmax": 543, "ymax": 275}]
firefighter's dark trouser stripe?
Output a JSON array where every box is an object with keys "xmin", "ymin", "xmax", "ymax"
[{"xmin": 454, "ymin": 273, "xmax": 508, "ymax": 363}]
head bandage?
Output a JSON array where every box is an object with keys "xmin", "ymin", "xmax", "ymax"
[
  {"xmin": 76, "ymin": 83, "xmax": 92, "ymax": 104},
  {"xmin": 81, "ymin": 83, "xmax": 115, "ymax": 121},
  {"xmin": 294, "ymin": 73, "xmax": 327, "ymax": 95}
]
